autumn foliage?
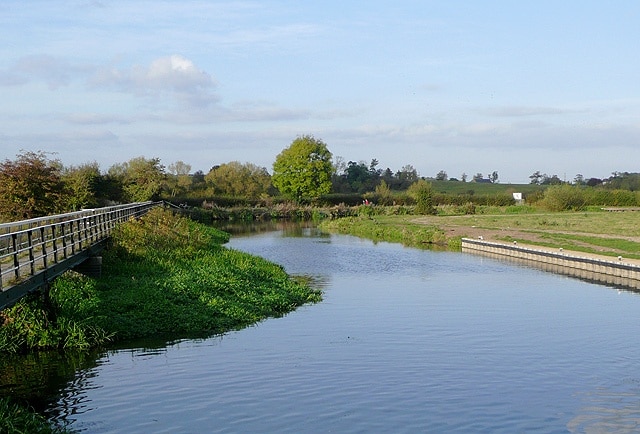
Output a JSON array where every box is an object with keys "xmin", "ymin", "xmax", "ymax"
[{"xmin": 0, "ymin": 151, "xmax": 65, "ymax": 220}]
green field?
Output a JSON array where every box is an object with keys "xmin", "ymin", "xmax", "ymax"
[
  {"xmin": 428, "ymin": 180, "xmax": 544, "ymax": 196},
  {"xmin": 321, "ymin": 208, "xmax": 640, "ymax": 260}
]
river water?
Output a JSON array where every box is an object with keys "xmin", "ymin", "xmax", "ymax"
[{"xmin": 6, "ymin": 224, "xmax": 640, "ymax": 432}]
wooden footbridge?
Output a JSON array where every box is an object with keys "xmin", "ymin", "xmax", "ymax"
[{"xmin": 0, "ymin": 201, "xmax": 162, "ymax": 310}]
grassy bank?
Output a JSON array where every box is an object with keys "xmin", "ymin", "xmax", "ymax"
[
  {"xmin": 319, "ymin": 215, "xmax": 459, "ymax": 249},
  {"xmin": 0, "ymin": 208, "xmax": 321, "ymax": 354},
  {"xmin": 320, "ymin": 207, "xmax": 640, "ymax": 259}
]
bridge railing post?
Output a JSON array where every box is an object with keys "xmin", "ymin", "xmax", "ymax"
[
  {"xmin": 11, "ymin": 234, "xmax": 19, "ymax": 282},
  {"xmin": 27, "ymin": 230, "xmax": 34, "ymax": 276},
  {"xmin": 40, "ymin": 227, "xmax": 47, "ymax": 270},
  {"xmin": 52, "ymin": 225, "xmax": 57, "ymax": 263}
]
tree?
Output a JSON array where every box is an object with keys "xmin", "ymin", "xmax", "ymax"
[
  {"xmin": 333, "ymin": 155, "xmax": 347, "ymax": 177},
  {"xmin": 490, "ymin": 171, "xmax": 499, "ymax": 183},
  {"xmin": 272, "ymin": 135, "xmax": 333, "ymax": 201},
  {"xmin": 408, "ymin": 179, "xmax": 435, "ymax": 215},
  {"xmin": 395, "ymin": 165, "xmax": 419, "ymax": 189},
  {"xmin": 374, "ymin": 179, "xmax": 393, "ymax": 205},
  {"xmin": 529, "ymin": 171, "xmax": 543, "ymax": 185},
  {"xmin": 472, "ymin": 172, "xmax": 484, "ymax": 182},
  {"xmin": 167, "ymin": 160, "xmax": 192, "ymax": 197},
  {"xmin": 436, "ymin": 170, "xmax": 448, "ymax": 181},
  {"xmin": 541, "ymin": 174, "xmax": 562, "ymax": 185},
  {"xmin": 461, "ymin": 172, "xmax": 467, "ymax": 182},
  {"xmin": 0, "ymin": 151, "xmax": 65, "ymax": 220},
  {"xmin": 108, "ymin": 157, "xmax": 165, "ymax": 202},
  {"xmin": 345, "ymin": 161, "xmax": 372, "ymax": 193},
  {"xmin": 62, "ymin": 162, "xmax": 101, "ymax": 210},
  {"xmin": 205, "ymin": 161, "xmax": 271, "ymax": 198}
]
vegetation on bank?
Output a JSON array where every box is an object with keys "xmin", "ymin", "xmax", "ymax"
[
  {"xmin": 0, "ymin": 208, "xmax": 321, "ymax": 354},
  {"xmin": 319, "ymin": 214, "xmax": 456, "ymax": 249},
  {"xmin": 321, "ymin": 206, "xmax": 640, "ymax": 260},
  {"xmin": 0, "ymin": 397, "xmax": 69, "ymax": 433}
]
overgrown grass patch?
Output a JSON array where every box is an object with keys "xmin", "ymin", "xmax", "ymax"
[
  {"xmin": 1, "ymin": 208, "xmax": 321, "ymax": 353},
  {"xmin": 320, "ymin": 215, "xmax": 452, "ymax": 249}
]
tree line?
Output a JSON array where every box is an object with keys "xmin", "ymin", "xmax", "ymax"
[
  {"xmin": 0, "ymin": 136, "xmax": 421, "ymax": 219},
  {"xmin": 2, "ymin": 136, "xmax": 639, "ymax": 220}
]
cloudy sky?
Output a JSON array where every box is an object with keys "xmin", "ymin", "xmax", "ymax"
[{"xmin": 1, "ymin": 1, "xmax": 638, "ymax": 183}]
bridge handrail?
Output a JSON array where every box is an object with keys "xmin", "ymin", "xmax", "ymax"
[
  {"xmin": 0, "ymin": 201, "xmax": 158, "ymax": 234},
  {"xmin": 0, "ymin": 201, "xmax": 162, "ymax": 299}
]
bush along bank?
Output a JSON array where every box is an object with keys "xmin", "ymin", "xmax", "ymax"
[{"xmin": 0, "ymin": 208, "xmax": 322, "ymax": 354}]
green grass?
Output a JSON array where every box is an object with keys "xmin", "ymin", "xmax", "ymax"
[
  {"xmin": 0, "ymin": 397, "xmax": 69, "ymax": 433},
  {"xmin": 499, "ymin": 233, "xmax": 640, "ymax": 260},
  {"xmin": 321, "ymin": 208, "xmax": 640, "ymax": 258},
  {"xmin": 431, "ymin": 210, "xmax": 640, "ymax": 237},
  {"xmin": 0, "ymin": 208, "xmax": 321, "ymax": 353},
  {"xmin": 319, "ymin": 215, "xmax": 457, "ymax": 249}
]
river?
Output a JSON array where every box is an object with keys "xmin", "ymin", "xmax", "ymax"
[{"xmin": 5, "ymin": 223, "xmax": 640, "ymax": 432}]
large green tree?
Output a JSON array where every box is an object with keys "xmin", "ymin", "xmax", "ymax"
[
  {"xmin": 205, "ymin": 161, "xmax": 271, "ymax": 198},
  {"xmin": 272, "ymin": 135, "xmax": 333, "ymax": 201},
  {"xmin": 0, "ymin": 151, "xmax": 65, "ymax": 220}
]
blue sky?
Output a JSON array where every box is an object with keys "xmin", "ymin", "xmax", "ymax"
[{"xmin": 1, "ymin": 1, "xmax": 638, "ymax": 183}]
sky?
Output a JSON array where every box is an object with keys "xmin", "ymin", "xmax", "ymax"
[{"xmin": 1, "ymin": 1, "xmax": 639, "ymax": 184}]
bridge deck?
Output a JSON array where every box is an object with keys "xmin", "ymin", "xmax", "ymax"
[{"xmin": 0, "ymin": 201, "xmax": 162, "ymax": 309}]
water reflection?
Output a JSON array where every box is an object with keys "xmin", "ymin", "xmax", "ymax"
[
  {"xmin": 569, "ymin": 382, "xmax": 640, "ymax": 433},
  {"xmin": 213, "ymin": 219, "xmax": 322, "ymax": 238},
  {"xmin": 464, "ymin": 247, "xmax": 640, "ymax": 294},
  {"xmin": 0, "ymin": 349, "xmax": 101, "ymax": 418}
]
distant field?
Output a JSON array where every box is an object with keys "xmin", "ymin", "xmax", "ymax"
[{"xmin": 429, "ymin": 180, "xmax": 544, "ymax": 196}]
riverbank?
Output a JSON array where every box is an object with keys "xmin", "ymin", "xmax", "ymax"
[
  {"xmin": 1, "ymin": 208, "xmax": 322, "ymax": 432},
  {"xmin": 320, "ymin": 209, "xmax": 640, "ymax": 260},
  {"xmin": 0, "ymin": 208, "xmax": 321, "ymax": 353}
]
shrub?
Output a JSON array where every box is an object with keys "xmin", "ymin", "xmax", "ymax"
[
  {"xmin": 541, "ymin": 185, "xmax": 586, "ymax": 211},
  {"xmin": 408, "ymin": 180, "xmax": 436, "ymax": 215}
]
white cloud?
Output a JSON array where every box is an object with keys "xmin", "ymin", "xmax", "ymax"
[{"xmin": 91, "ymin": 55, "xmax": 218, "ymax": 107}]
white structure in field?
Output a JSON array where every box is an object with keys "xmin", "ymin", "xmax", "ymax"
[{"xmin": 512, "ymin": 192, "xmax": 523, "ymax": 204}]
